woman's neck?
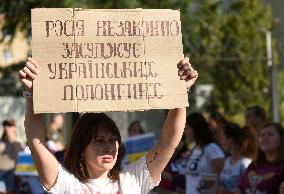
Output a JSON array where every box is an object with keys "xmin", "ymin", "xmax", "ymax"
[
  {"xmin": 230, "ymin": 147, "xmax": 243, "ymax": 164},
  {"xmin": 89, "ymin": 169, "xmax": 109, "ymax": 179},
  {"xmin": 265, "ymin": 151, "xmax": 278, "ymax": 163},
  {"xmin": 86, "ymin": 164, "xmax": 109, "ymax": 179}
]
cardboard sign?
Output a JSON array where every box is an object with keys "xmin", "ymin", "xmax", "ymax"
[
  {"xmin": 32, "ymin": 8, "xmax": 188, "ymax": 113},
  {"xmin": 124, "ymin": 132, "xmax": 155, "ymax": 164}
]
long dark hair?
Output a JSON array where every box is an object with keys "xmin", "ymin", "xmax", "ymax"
[
  {"xmin": 186, "ymin": 112, "xmax": 215, "ymax": 147},
  {"xmin": 64, "ymin": 113, "xmax": 122, "ymax": 183},
  {"xmin": 255, "ymin": 123, "xmax": 284, "ymax": 166},
  {"xmin": 209, "ymin": 111, "xmax": 227, "ymax": 126},
  {"xmin": 223, "ymin": 122, "xmax": 257, "ymax": 159}
]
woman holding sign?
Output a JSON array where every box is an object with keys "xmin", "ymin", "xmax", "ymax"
[{"xmin": 18, "ymin": 57, "xmax": 197, "ymax": 194}]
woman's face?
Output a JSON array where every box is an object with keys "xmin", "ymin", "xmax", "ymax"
[
  {"xmin": 128, "ymin": 123, "xmax": 141, "ymax": 137},
  {"xmin": 5, "ymin": 125, "xmax": 16, "ymax": 140},
  {"xmin": 208, "ymin": 118, "xmax": 219, "ymax": 133},
  {"xmin": 184, "ymin": 124, "xmax": 195, "ymax": 142},
  {"xmin": 83, "ymin": 128, "xmax": 119, "ymax": 177},
  {"xmin": 220, "ymin": 132, "xmax": 232, "ymax": 153},
  {"xmin": 258, "ymin": 126, "xmax": 280, "ymax": 154},
  {"xmin": 245, "ymin": 110, "xmax": 258, "ymax": 128}
]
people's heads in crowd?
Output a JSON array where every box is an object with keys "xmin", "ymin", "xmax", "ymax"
[
  {"xmin": 1, "ymin": 119, "xmax": 17, "ymax": 141},
  {"xmin": 221, "ymin": 122, "xmax": 257, "ymax": 159},
  {"xmin": 47, "ymin": 114, "xmax": 65, "ymax": 151},
  {"xmin": 127, "ymin": 120, "xmax": 145, "ymax": 137},
  {"xmin": 174, "ymin": 134, "xmax": 190, "ymax": 159},
  {"xmin": 64, "ymin": 113, "xmax": 122, "ymax": 183},
  {"xmin": 245, "ymin": 106, "xmax": 266, "ymax": 132},
  {"xmin": 208, "ymin": 111, "xmax": 227, "ymax": 143},
  {"xmin": 255, "ymin": 123, "xmax": 284, "ymax": 166},
  {"xmin": 51, "ymin": 113, "xmax": 65, "ymax": 130},
  {"xmin": 185, "ymin": 112, "xmax": 215, "ymax": 146}
]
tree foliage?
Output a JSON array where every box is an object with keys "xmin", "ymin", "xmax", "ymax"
[
  {"xmin": 0, "ymin": 0, "xmax": 281, "ymax": 118},
  {"xmin": 211, "ymin": 0, "xmax": 278, "ymax": 115}
]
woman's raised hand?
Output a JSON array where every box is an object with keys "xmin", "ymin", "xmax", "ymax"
[
  {"xmin": 18, "ymin": 57, "xmax": 39, "ymax": 91},
  {"xmin": 177, "ymin": 57, "xmax": 198, "ymax": 89}
]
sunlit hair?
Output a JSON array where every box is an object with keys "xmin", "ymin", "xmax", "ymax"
[
  {"xmin": 186, "ymin": 112, "xmax": 215, "ymax": 147},
  {"xmin": 64, "ymin": 113, "xmax": 122, "ymax": 183},
  {"xmin": 223, "ymin": 123, "xmax": 257, "ymax": 159},
  {"xmin": 254, "ymin": 123, "xmax": 284, "ymax": 166}
]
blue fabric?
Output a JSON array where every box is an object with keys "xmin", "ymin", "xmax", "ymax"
[{"xmin": 0, "ymin": 169, "xmax": 15, "ymax": 191}]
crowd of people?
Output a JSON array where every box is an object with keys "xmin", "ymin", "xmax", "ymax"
[
  {"xmin": 2, "ymin": 108, "xmax": 282, "ymax": 194},
  {"xmin": 1, "ymin": 55, "xmax": 284, "ymax": 194},
  {"xmin": 158, "ymin": 106, "xmax": 284, "ymax": 194},
  {"xmin": 0, "ymin": 114, "xmax": 66, "ymax": 194}
]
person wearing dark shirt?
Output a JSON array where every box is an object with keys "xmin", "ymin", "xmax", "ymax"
[{"xmin": 237, "ymin": 123, "xmax": 284, "ymax": 194}]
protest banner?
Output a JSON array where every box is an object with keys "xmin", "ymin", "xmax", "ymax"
[
  {"xmin": 124, "ymin": 132, "xmax": 155, "ymax": 164},
  {"xmin": 32, "ymin": 8, "xmax": 188, "ymax": 113}
]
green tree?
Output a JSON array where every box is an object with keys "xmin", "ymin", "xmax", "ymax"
[
  {"xmin": 182, "ymin": 0, "xmax": 224, "ymax": 84},
  {"xmin": 211, "ymin": 0, "xmax": 279, "ymax": 115},
  {"xmin": 0, "ymin": 0, "xmax": 186, "ymax": 40},
  {"xmin": 0, "ymin": 0, "xmax": 66, "ymax": 41},
  {"xmin": 278, "ymin": 66, "xmax": 284, "ymax": 124},
  {"xmin": 0, "ymin": 0, "xmax": 281, "ymax": 120}
]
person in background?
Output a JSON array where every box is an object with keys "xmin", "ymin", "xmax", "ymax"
[
  {"xmin": 127, "ymin": 120, "xmax": 145, "ymax": 137},
  {"xmin": 122, "ymin": 120, "xmax": 147, "ymax": 167},
  {"xmin": 168, "ymin": 134, "xmax": 189, "ymax": 193},
  {"xmin": 0, "ymin": 119, "xmax": 23, "ymax": 194},
  {"xmin": 237, "ymin": 123, "xmax": 284, "ymax": 194},
  {"xmin": 208, "ymin": 111, "xmax": 227, "ymax": 146},
  {"xmin": 217, "ymin": 123, "xmax": 258, "ymax": 194},
  {"xmin": 245, "ymin": 106, "xmax": 266, "ymax": 133},
  {"xmin": 46, "ymin": 114, "xmax": 65, "ymax": 152},
  {"xmin": 183, "ymin": 112, "xmax": 225, "ymax": 194}
]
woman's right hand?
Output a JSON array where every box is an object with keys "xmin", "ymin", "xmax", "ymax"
[{"xmin": 18, "ymin": 57, "xmax": 39, "ymax": 91}]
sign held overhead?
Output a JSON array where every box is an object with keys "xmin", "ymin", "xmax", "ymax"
[{"xmin": 32, "ymin": 8, "xmax": 188, "ymax": 113}]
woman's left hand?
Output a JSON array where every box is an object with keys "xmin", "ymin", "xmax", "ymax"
[{"xmin": 177, "ymin": 57, "xmax": 198, "ymax": 89}]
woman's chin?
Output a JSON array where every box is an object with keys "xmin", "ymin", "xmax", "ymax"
[{"xmin": 100, "ymin": 162, "xmax": 116, "ymax": 170}]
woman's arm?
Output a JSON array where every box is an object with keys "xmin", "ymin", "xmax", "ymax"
[
  {"xmin": 211, "ymin": 158, "xmax": 225, "ymax": 182},
  {"xmin": 19, "ymin": 57, "xmax": 59, "ymax": 190},
  {"xmin": 146, "ymin": 57, "xmax": 198, "ymax": 182}
]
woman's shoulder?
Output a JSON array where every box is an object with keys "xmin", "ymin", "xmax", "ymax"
[
  {"xmin": 203, "ymin": 142, "xmax": 225, "ymax": 158},
  {"xmin": 204, "ymin": 142, "xmax": 223, "ymax": 152},
  {"xmin": 120, "ymin": 154, "xmax": 160, "ymax": 192},
  {"xmin": 12, "ymin": 140, "xmax": 23, "ymax": 148},
  {"xmin": 122, "ymin": 154, "xmax": 147, "ymax": 173},
  {"xmin": 240, "ymin": 157, "xmax": 252, "ymax": 165},
  {"xmin": 244, "ymin": 161, "xmax": 257, "ymax": 171}
]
